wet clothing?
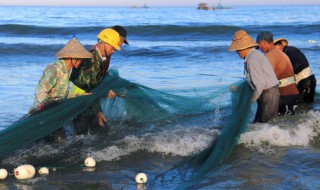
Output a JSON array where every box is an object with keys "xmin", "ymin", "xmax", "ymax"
[
  {"xmin": 297, "ymin": 75, "xmax": 316, "ymax": 103},
  {"xmin": 31, "ymin": 60, "xmax": 70, "ymax": 111},
  {"xmin": 31, "ymin": 59, "xmax": 73, "ymax": 142},
  {"xmin": 265, "ymin": 47, "xmax": 299, "ymax": 115},
  {"xmin": 244, "ymin": 48, "xmax": 280, "ymax": 123},
  {"xmin": 70, "ymin": 48, "xmax": 111, "ymax": 135},
  {"xmin": 254, "ymin": 86, "xmax": 279, "ymax": 123},
  {"xmin": 72, "ymin": 109, "xmax": 106, "ymax": 135},
  {"xmin": 283, "ymin": 46, "xmax": 316, "ymax": 103},
  {"xmin": 278, "ymin": 94, "xmax": 299, "ymax": 115}
]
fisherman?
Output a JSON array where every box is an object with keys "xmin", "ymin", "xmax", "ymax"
[
  {"xmin": 30, "ymin": 37, "xmax": 93, "ymax": 141},
  {"xmin": 256, "ymin": 31, "xmax": 300, "ymax": 116},
  {"xmin": 70, "ymin": 26, "xmax": 129, "ymax": 135},
  {"xmin": 274, "ymin": 38, "xmax": 316, "ymax": 103},
  {"xmin": 229, "ymin": 30, "xmax": 279, "ymax": 123}
]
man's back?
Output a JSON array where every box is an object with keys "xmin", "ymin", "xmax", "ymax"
[
  {"xmin": 265, "ymin": 48, "xmax": 299, "ymax": 96},
  {"xmin": 283, "ymin": 46, "xmax": 310, "ymax": 74}
]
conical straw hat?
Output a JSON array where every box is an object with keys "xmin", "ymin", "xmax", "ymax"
[
  {"xmin": 273, "ymin": 38, "xmax": 288, "ymax": 46},
  {"xmin": 56, "ymin": 37, "xmax": 93, "ymax": 58},
  {"xmin": 229, "ymin": 30, "xmax": 258, "ymax": 51}
]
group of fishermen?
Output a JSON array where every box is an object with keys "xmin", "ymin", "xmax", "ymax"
[
  {"xmin": 229, "ymin": 30, "xmax": 316, "ymax": 123},
  {"xmin": 30, "ymin": 26, "xmax": 129, "ymax": 141},
  {"xmin": 30, "ymin": 27, "xmax": 316, "ymax": 142}
]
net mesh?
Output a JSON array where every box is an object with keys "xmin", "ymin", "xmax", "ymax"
[
  {"xmin": 151, "ymin": 79, "xmax": 253, "ymax": 188},
  {"xmin": 182, "ymin": 79, "xmax": 253, "ymax": 187},
  {"xmin": 0, "ymin": 69, "xmax": 253, "ymax": 178}
]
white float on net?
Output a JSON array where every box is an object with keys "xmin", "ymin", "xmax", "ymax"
[
  {"xmin": 14, "ymin": 164, "xmax": 36, "ymax": 180},
  {"xmin": 135, "ymin": 172, "xmax": 148, "ymax": 184},
  {"xmin": 0, "ymin": 169, "xmax": 8, "ymax": 179},
  {"xmin": 84, "ymin": 157, "xmax": 96, "ymax": 167},
  {"xmin": 38, "ymin": 167, "xmax": 49, "ymax": 175}
]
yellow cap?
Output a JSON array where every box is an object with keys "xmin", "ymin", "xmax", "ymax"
[{"xmin": 97, "ymin": 28, "xmax": 121, "ymax": 50}]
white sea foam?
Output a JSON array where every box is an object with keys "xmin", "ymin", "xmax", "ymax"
[
  {"xmin": 90, "ymin": 126, "xmax": 219, "ymax": 161},
  {"xmin": 308, "ymin": 39, "xmax": 317, "ymax": 43},
  {"xmin": 90, "ymin": 111, "xmax": 320, "ymax": 161},
  {"xmin": 239, "ymin": 110, "xmax": 320, "ymax": 153}
]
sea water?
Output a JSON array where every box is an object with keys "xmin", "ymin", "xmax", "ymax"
[{"xmin": 0, "ymin": 5, "xmax": 319, "ymax": 189}]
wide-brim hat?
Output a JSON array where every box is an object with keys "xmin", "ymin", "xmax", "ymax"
[
  {"xmin": 56, "ymin": 37, "xmax": 93, "ymax": 59},
  {"xmin": 229, "ymin": 30, "xmax": 258, "ymax": 51},
  {"xmin": 112, "ymin": 25, "xmax": 129, "ymax": 45},
  {"xmin": 273, "ymin": 38, "xmax": 288, "ymax": 46}
]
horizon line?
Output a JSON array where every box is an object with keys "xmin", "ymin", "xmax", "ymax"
[{"xmin": 0, "ymin": 4, "xmax": 319, "ymax": 7}]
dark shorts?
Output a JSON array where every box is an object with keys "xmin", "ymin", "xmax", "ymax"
[
  {"xmin": 254, "ymin": 86, "xmax": 280, "ymax": 123},
  {"xmin": 72, "ymin": 107, "xmax": 107, "ymax": 135},
  {"xmin": 297, "ymin": 75, "xmax": 316, "ymax": 103},
  {"xmin": 278, "ymin": 94, "xmax": 299, "ymax": 116},
  {"xmin": 73, "ymin": 113, "xmax": 98, "ymax": 135}
]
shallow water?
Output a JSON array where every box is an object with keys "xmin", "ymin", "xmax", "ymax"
[{"xmin": 0, "ymin": 5, "xmax": 320, "ymax": 189}]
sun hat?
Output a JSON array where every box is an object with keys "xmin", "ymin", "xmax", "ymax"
[
  {"xmin": 56, "ymin": 37, "xmax": 92, "ymax": 59},
  {"xmin": 97, "ymin": 28, "xmax": 121, "ymax": 50},
  {"xmin": 112, "ymin": 25, "xmax": 129, "ymax": 45},
  {"xmin": 273, "ymin": 38, "xmax": 288, "ymax": 46},
  {"xmin": 229, "ymin": 30, "xmax": 258, "ymax": 51}
]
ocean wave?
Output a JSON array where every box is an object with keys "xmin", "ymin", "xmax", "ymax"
[
  {"xmin": 0, "ymin": 40, "xmax": 229, "ymax": 57},
  {"xmin": 239, "ymin": 110, "xmax": 320, "ymax": 154},
  {"xmin": 89, "ymin": 126, "xmax": 219, "ymax": 162},
  {"xmin": 0, "ymin": 24, "xmax": 101, "ymax": 37},
  {"xmin": 87, "ymin": 109, "xmax": 320, "ymax": 162},
  {"xmin": 0, "ymin": 24, "xmax": 239, "ymax": 37},
  {"xmin": 0, "ymin": 43, "xmax": 95, "ymax": 57},
  {"xmin": 0, "ymin": 43, "xmax": 60, "ymax": 56},
  {"xmin": 123, "ymin": 23, "xmax": 320, "ymax": 38},
  {"xmin": 1, "ymin": 23, "xmax": 319, "ymax": 39}
]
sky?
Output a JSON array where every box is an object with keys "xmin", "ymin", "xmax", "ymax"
[{"xmin": 0, "ymin": 0, "xmax": 319, "ymax": 7}]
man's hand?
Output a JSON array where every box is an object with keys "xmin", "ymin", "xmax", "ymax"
[
  {"xmin": 118, "ymin": 90, "xmax": 127, "ymax": 98},
  {"xmin": 97, "ymin": 111, "xmax": 107, "ymax": 128},
  {"xmin": 230, "ymin": 86, "xmax": 237, "ymax": 92},
  {"xmin": 107, "ymin": 90, "xmax": 117, "ymax": 99}
]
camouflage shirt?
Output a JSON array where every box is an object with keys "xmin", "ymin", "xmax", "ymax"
[
  {"xmin": 32, "ymin": 60, "xmax": 70, "ymax": 109},
  {"xmin": 70, "ymin": 48, "xmax": 110, "ymax": 92}
]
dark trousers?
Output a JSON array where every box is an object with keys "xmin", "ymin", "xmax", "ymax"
[
  {"xmin": 297, "ymin": 75, "xmax": 316, "ymax": 103},
  {"xmin": 278, "ymin": 94, "xmax": 299, "ymax": 116},
  {"xmin": 254, "ymin": 86, "xmax": 280, "ymax": 123},
  {"xmin": 43, "ymin": 127, "xmax": 66, "ymax": 142},
  {"xmin": 73, "ymin": 107, "xmax": 106, "ymax": 135},
  {"xmin": 73, "ymin": 114, "xmax": 98, "ymax": 135}
]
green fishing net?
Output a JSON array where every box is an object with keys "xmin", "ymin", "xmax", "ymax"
[
  {"xmin": 182, "ymin": 79, "xmax": 254, "ymax": 187},
  {"xmin": 0, "ymin": 69, "xmax": 253, "ymax": 177},
  {"xmin": 152, "ymin": 79, "xmax": 254, "ymax": 189}
]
